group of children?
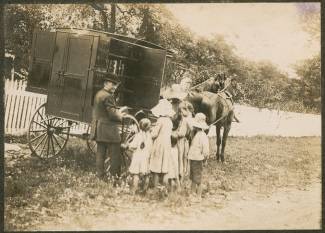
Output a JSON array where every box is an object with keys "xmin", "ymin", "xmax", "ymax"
[{"xmin": 122, "ymin": 98, "xmax": 210, "ymax": 197}]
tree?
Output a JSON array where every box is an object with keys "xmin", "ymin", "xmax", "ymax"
[
  {"xmin": 296, "ymin": 3, "xmax": 320, "ymax": 40},
  {"xmin": 294, "ymin": 53, "xmax": 321, "ymax": 110}
]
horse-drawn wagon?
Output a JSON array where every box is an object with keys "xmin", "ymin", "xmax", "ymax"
[{"xmin": 26, "ymin": 28, "xmax": 171, "ymax": 170}]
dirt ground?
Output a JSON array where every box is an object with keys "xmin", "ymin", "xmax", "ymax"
[
  {"xmin": 4, "ymin": 136, "xmax": 322, "ymax": 230},
  {"xmin": 35, "ymin": 181, "xmax": 321, "ymax": 230}
]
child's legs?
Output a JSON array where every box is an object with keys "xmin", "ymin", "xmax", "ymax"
[
  {"xmin": 183, "ymin": 156, "xmax": 188, "ymax": 175},
  {"xmin": 162, "ymin": 173, "xmax": 168, "ymax": 186},
  {"xmin": 191, "ymin": 182, "xmax": 196, "ymax": 194},
  {"xmin": 176, "ymin": 177, "xmax": 181, "ymax": 191},
  {"xmin": 197, "ymin": 183, "xmax": 202, "ymax": 196},
  {"xmin": 143, "ymin": 175, "xmax": 150, "ymax": 191},
  {"xmin": 132, "ymin": 174, "xmax": 140, "ymax": 192},
  {"xmin": 153, "ymin": 173, "xmax": 159, "ymax": 188},
  {"xmin": 196, "ymin": 161, "xmax": 203, "ymax": 196},
  {"xmin": 170, "ymin": 179, "xmax": 177, "ymax": 192}
]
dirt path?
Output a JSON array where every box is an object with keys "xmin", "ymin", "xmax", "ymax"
[{"xmin": 36, "ymin": 180, "xmax": 321, "ymax": 230}]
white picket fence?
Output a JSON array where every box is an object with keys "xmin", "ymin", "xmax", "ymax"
[{"xmin": 4, "ymin": 79, "xmax": 89, "ymax": 135}]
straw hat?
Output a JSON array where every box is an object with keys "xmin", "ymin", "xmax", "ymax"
[
  {"xmin": 191, "ymin": 113, "xmax": 209, "ymax": 130},
  {"xmin": 151, "ymin": 99, "xmax": 175, "ymax": 117},
  {"xmin": 164, "ymin": 84, "xmax": 187, "ymax": 100}
]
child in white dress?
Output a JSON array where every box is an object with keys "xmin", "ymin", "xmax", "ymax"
[
  {"xmin": 123, "ymin": 118, "xmax": 152, "ymax": 193},
  {"xmin": 149, "ymin": 99, "xmax": 175, "ymax": 188}
]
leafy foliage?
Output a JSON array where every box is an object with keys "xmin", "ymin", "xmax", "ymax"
[
  {"xmin": 294, "ymin": 54, "xmax": 321, "ymax": 110},
  {"xmin": 4, "ymin": 4, "xmax": 320, "ymax": 113}
]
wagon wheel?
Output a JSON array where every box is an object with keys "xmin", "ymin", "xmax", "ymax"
[
  {"xmin": 119, "ymin": 114, "xmax": 139, "ymax": 176},
  {"xmin": 28, "ymin": 103, "xmax": 71, "ymax": 159},
  {"xmin": 86, "ymin": 125, "xmax": 96, "ymax": 156}
]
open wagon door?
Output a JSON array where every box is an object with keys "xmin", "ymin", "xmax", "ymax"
[
  {"xmin": 26, "ymin": 31, "xmax": 55, "ymax": 94},
  {"xmin": 47, "ymin": 32, "xmax": 98, "ymax": 122},
  {"xmin": 108, "ymin": 38, "xmax": 167, "ymax": 110}
]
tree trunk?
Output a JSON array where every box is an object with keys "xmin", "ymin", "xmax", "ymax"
[
  {"xmin": 110, "ymin": 4, "xmax": 116, "ymax": 33},
  {"xmin": 100, "ymin": 10, "xmax": 109, "ymax": 32}
]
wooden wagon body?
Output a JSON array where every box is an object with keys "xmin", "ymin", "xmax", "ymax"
[{"xmin": 26, "ymin": 28, "xmax": 171, "ymax": 162}]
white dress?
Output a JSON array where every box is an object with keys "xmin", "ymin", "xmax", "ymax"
[
  {"xmin": 128, "ymin": 131, "xmax": 152, "ymax": 175},
  {"xmin": 149, "ymin": 117, "xmax": 173, "ymax": 173},
  {"xmin": 166, "ymin": 145, "xmax": 179, "ymax": 179}
]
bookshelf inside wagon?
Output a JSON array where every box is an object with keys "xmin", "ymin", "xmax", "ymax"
[{"xmin": 26, "ymin": 28, "xmax": 169, "ymax": 164}]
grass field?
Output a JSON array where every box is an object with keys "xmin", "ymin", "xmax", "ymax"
[{"xmin": 4, "ymin": 136, "xmax": 321, "ymax": 230}]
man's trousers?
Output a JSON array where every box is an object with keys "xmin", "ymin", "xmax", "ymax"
[{"xmin": 96, "ymin": 142, "xmax": 121, "ymax": 178}]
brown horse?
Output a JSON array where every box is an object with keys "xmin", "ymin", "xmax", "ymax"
[{"xmin": 173, "ymin": 90, "xmax": 234, "ymax": 162}]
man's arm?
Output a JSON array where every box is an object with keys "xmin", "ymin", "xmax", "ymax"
[{"xmin": 104, "ymin": 95, "xmax": 124, "ymax": 122}]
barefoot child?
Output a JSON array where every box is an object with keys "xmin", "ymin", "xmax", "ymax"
[
  {"xmin": 149, "ymin": 99, "xmax": 175, "ymax": 188},
  {"xmin": 188, "ymin": 113, "xmax": 209, "ymax": 197},
  {"xmin": 122, "ymin": 118, "xmax": 152, "ymax": 193}
]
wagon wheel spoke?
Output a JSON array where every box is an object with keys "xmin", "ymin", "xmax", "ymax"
[
  {"xmin": 54, "ymin": 133, "xmax": 68, "ymax": 141},
  {"xmin": 53, "ymin": 131, "xmax": 68, "ymax": 144},
  {"xmin": 45, "ymin": 136, "xmax": 50, "ymax": 159},
  {"xmin": 86, "ymin": 125, "xmax": 97, "ymax": 156},
  {"xmin": 32, "ymin": 120, "xmax": 48, "ymax": 129},
  {"xmin": 52, "ymin": 133, "xmax": 64, "ymax": 151},
  {"xmin": 28, "ymin": 103, "xmax": 70, "ymax": 159},
  {"xmin": 54, "ymin": 120, "xmax": 69, "ymax": 128},
  {"xmin": 39, "ymin": 135, "xmax": 49, "ymax": 158},
  {"xmin": 33, "ymin": 133, "xmax": 48, "ymax": 151},
  {"xmin": 30, "ymin": 129, "xmax": 47, "ymax": 133},
  {"xmin": 30, "ymin": 132, "xmax": 47, "ymax": 143},
  {"xmin": 49, "ymin": 136, "xmax": 56, "ymax": 156},
  {"xmin": 37, "ymin": 110, "xmax": 49, "ymax": 126}
]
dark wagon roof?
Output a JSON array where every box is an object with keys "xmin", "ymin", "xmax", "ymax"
[{"xmin": 56, "ymin": 28, "xmax": 174, "ymax": 57}]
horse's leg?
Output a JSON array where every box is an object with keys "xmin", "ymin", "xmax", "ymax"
[
  {"xmin": 216, "ymin": 125, "xmax": 221, "ymax": 161},
  {"xmin": 220, "ymin": 125, "xmax": 231, "ymax": 163}
]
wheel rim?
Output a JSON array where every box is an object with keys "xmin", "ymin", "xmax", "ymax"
[
  {"xmin": 86, "ymin": 125, "xmax": 96, "ymax": 156},
  {"xmin": 28, "ymin": 103, "xmax": 70, "ymax": 159},
  {"xmin": 120, "ymin": 114, "xmax": 139, "ymax": 175},
  {"xmin": 86, "ymin": 114, "xmax": 139, "ymax": 176}
]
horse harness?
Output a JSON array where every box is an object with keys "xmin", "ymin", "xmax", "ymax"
[{"xmin": 208, "ymin": 92, "xmax": 234, "ymax": 127}]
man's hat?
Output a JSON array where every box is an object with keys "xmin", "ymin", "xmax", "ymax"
[{"xmin": 103, "ymin": 75, "xmax": 121, "ymax": 84}]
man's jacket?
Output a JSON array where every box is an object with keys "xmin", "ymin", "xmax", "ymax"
[{"xmin": 90, "ymin": 88, "xmax": 123, "ymax": 143}]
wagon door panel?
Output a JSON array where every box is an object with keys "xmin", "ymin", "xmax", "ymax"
[
  {"xmin": 108, "ymin": 39, "xmax": 166, "ymax": 109},
  {"xmin": 124, "ymin": 47, "xmax": 166, "ymax": 109},
  {"xmin": 47, "ymin": 32, "xmax": 68, "ymax": 114},
  {"xmin": 26, "ymin": 31, "xmax": 55, "ymax": 94},
  {"xmin": 47, "ymin": 33, "xmax": 97, "ymax": 122}
]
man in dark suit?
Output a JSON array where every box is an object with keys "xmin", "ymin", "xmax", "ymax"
[{"xmin": 90, "ymin": 76, "xmax": 127, "ymax": 178}]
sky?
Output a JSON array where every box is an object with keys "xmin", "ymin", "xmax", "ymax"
[{"xmin": 166, "ymin": 3, "xmax": 320, "ymax": 78}]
